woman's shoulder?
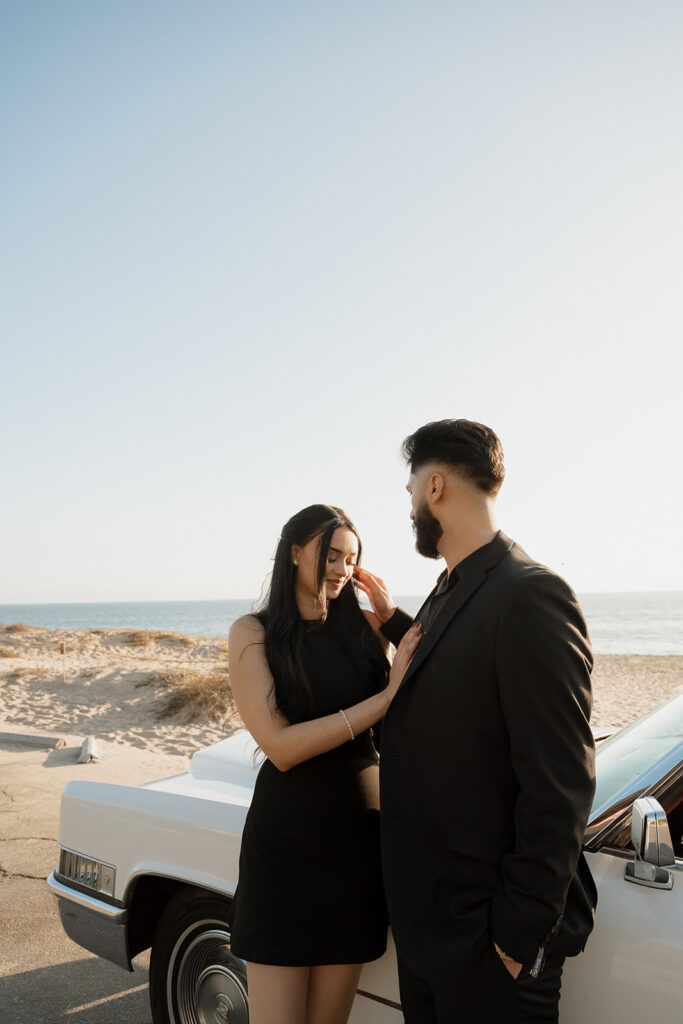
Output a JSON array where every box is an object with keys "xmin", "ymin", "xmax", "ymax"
[{"xmin": 228, "ymin": 613, "xmax": 265, "ymax": 645}]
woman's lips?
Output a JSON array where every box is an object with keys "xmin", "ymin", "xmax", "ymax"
[{"xmin": 326, "ymin": 579, "xmax": 344, "ymax": 587}]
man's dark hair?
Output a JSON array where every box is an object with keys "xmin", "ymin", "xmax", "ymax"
[{"xmin": 402, "ymin": 419, "xmax": 505, "ymax": 496}]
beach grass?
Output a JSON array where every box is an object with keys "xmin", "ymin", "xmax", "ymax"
[
  {"xmin": 124, "ymin": 629, "xmax": 194, "ymax": 648},
  {"xmin": 153, "ymin": 668, "xmax": 237, "ymax": 724}
]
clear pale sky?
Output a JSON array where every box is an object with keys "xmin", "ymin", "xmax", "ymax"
[{"xmin": 2, "ymin": 1, "xmax": 682, "ymax": 603}]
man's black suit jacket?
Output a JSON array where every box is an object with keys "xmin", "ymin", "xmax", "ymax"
[{"xmin": 380, "ymin": 531, "xmax": 596, "ymax": 980}]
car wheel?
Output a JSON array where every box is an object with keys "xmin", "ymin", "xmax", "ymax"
[{"xmin": 149, "ymin": 886, "xmax": 248, "ymax": 1024}]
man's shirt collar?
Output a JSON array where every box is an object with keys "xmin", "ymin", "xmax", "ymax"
[{"xmin": 435, "ymin": 530, "xmax": 512, "ymax": 590}]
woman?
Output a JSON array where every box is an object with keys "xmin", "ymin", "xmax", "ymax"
[{"xmin": 227, "ymin": 504, "xmax": 421, "ymax": 1024}]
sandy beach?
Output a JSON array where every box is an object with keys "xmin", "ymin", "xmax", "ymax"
[{"xmin": 1, "ymin": 623, "xmax": 682, "ymax": 757}]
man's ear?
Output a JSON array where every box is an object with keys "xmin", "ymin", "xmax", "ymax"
[{"xmin": 428, "ymin": 473, "xmax": 445, "ymax": 504}]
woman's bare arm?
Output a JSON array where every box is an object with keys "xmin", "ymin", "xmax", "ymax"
[{"xmin": 228, "ymin": 615, "xmax": 420, "ymax": 772}]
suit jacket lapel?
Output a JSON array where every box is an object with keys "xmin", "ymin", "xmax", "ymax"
[
  {"xmin": 396, "ymin": 531, "xmax": 515, "ymax": 693},
  {"xmin": 397, "ymin": 570, "xmax": 487, "ymax": 691}
]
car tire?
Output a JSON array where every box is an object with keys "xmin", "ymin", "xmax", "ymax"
[{"xmin": 149, "ymin": 886, "xmax": 248, "ymax": 1024}]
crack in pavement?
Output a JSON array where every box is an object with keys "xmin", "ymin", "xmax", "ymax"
[
  {"xmin": 0, "ymin": 836, "xmax": 57, "ymax": 881},
  {"xmin": 0, "ymin": 864, "xmax": 48, "ymax": 880}
]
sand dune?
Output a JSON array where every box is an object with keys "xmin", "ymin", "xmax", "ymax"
[{"xmin": 0, "ymin": 625, "xmax": 240, "ymax": 758}]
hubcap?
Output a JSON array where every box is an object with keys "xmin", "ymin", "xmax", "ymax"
[
  {"xmin": 196, "ymin": 964, "xmax": 247, "ymax": 1024},
  {"xmin": 171, "ymin": 924, "xmax": 248, "ymax": 1024}
]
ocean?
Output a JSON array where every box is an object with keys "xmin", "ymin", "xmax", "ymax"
[{"xmin": 1, "ymin": 592, "xmax": 682, "ymax": 655}]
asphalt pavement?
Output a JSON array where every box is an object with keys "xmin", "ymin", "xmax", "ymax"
[{"xmin": 0, "ymin": 735, "xmax": 190, "ymax": 1024}]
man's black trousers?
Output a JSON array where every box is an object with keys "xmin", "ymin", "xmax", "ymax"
[{"xmin": 397, "ymin": 950, "xmax": 565, "ymax": 1023}]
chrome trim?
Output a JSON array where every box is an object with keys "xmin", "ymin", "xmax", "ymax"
[
  {"xmin": 47, "ymin": 871, "xmax": 126, "ymax": 919},
  {"xmin": 632, "ymin": 797, "xmax": 675, "ymax": 866},
  {"xmin": 167, "ymin": 921, "xmax": 248, "ymax": 1024},
  {"xmin": 356, "ymin": 989, "xmax": 402, "ymax": 1011},
  {"xmin": 48, "ymin": 871, "xmax": 131, "ymax": 971},
  {"xmin": 624, "ymin": 797, "xmax": 676, "ymax": 889},
  {"xmin": 625, "ymin": 860, "xmax": 674, "ymax": 889}
]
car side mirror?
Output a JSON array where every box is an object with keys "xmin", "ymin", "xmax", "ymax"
[{"xmin": 625, "ymin": 796, "xmax": 675, "ymax": 889}]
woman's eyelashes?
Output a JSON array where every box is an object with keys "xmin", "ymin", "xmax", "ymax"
[{"xmin": 327, "ymin": 556, "xmax": 356, "ymax": 572}]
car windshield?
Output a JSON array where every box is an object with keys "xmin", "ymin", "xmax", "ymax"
[{"xmin": 592, "ymin": 691, "xmax": 683, "ymax": 819}]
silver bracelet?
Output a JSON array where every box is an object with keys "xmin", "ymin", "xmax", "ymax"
[{"xmin": 339, "ymin": 708, "xmax": 355, "ymax": 741}]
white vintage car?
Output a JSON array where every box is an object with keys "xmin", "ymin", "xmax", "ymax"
[{"xmin": 48, "ymin": 693, "xmax": 683, "ymax": 1024}]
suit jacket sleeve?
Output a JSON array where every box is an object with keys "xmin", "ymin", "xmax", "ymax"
[
  {"xmin": 491, "ymin": 570, "xmax": 595, "ymax": 965},
  {"xmin": 380, "ymin": 607, "xmax": 414, "ymax": 647}
]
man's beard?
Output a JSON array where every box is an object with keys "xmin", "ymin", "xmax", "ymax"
[{"xmin": 412, "ymin": 499, "xmax": 443, "ymax": 559}]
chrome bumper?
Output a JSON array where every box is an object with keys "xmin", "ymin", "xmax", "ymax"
[{"xmin": 47, "ymin": 871, "xmax": 132, "ymax": 971}]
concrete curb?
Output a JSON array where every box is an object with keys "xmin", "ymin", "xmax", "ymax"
[{"xmin": 0, "ymin": 731, "xmax": 70, "ymax": 749}]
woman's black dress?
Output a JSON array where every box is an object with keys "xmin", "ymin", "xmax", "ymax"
[{"xmin": 228, "ymin": 617, "xmax": 388, "ymax": 966}]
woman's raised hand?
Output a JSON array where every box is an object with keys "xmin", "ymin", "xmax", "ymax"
[
  {"xmin": 352, "ymin": 566, "xmax": 396, "ymax": 624},
  {"xmin": 386, "ymin": 622, "xmax": 422, "ymax": 700}
]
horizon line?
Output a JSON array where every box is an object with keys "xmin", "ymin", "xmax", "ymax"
[{"xmin": 2, "ymin": 589, "xmax": 683, "ymax": 607}]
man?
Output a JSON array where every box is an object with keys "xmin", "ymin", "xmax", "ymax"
[{"xmin": 356, "ymin": 419, "xmax": 596, "ymax": 1023}]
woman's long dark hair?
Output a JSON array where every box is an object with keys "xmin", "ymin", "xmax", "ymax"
[{"xmin": 255, "ymin": 504, "xmax": 389, "ymax": 723}]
